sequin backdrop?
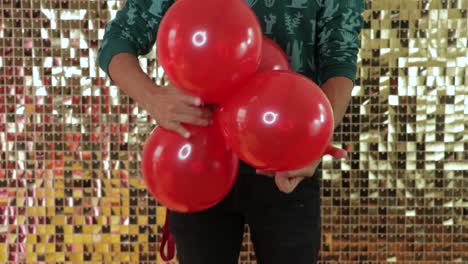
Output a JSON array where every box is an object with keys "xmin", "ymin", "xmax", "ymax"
[{"xmin": 0, "ymin": 0, "xmax": 467, "ymax": 263}]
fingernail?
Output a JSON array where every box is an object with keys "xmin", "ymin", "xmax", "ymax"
[
  {"xmin": 184, "ymin": 132, "xmax": 190, "ymax": 138},
  {"xmin": 195, "ymin": 98, "xmax": 202, "ymax": 106}
]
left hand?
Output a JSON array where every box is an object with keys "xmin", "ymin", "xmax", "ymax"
[{"xmin": 257, "ymin": 160, "xmax": 321, "ymax": 193}]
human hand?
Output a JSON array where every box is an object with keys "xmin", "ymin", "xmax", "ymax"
[
  {"xmin": 142, "ymin": 84, "xmax": 212, "ymax": 138},
  {"xmin": 256, "ymin": 160, "xmax": 321, "ymax": 193}
]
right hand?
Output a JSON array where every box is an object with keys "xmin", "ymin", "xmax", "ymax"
[{"xmin": 142, "ymin": 84, "xmax": 212, "ymax": 138}]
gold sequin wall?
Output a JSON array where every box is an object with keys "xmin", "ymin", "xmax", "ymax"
[{"xmin": 0, "ymin": 0, "xmax": 466, "ymax": 263}]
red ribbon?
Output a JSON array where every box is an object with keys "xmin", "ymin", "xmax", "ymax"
[{"xmin": 159, "ymin": 208, "xmax": 175, "ymax": 261}]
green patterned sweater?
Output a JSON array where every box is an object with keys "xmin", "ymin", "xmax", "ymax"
[{"xmin": 98, "ymin": 0, "xmax": 364, "ymax": 86}]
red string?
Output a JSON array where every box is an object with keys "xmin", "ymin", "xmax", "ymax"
[{"xmin": 159, "ymin": 208, "xmax": 175, "ymax": 261}]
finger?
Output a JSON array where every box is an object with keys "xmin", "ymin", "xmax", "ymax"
[
  {"xmin": 274, "ymin": 175, "xmax": 304, "ymax": 193},
  {"xmin": 256, "ymin": 169, "xmax": 275, "ymax": 177},
  {"xmin": 162, "ymin": 122, "xmax": 190, "ymax": 138},
  {"xmin": 172, "ymin": 113, "xmax": 210, "ymax": 126},
  {"xmin": 174, "ymin": 105, "xmax": 212, "ymax": 120},
  {"xmin": 170, "ymin": 87, "xmax": 203, "ymax": 106},
  {"xmin": 274, "ymin": 175, "xmax": 294, "ymax": 193},
  {"xmin": 290, "ymin": 177, "xmax": 305, "ymax": 187}
]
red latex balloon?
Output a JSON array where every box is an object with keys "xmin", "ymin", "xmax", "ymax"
[
  {"xmin": 216, "ymin": 71, "xmax": 343, "ymax": 171},
  {"xmin": 258, "ymin": 36, "xmax": 291, "ymax": 72},
  {"xmin": 141, "ymin": 124, "xmax": 239, "ymax": 213},
  {"xmin": 157, "ymin": 0, "xmax": 262, "ymax": 103}
]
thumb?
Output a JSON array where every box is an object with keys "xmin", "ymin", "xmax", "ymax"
[{"xmin": 274, "ymin": 174, "xmax": 303, "ymax": 194}]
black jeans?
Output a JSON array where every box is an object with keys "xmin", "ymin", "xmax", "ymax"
[{"xmin": 168, "ymin": 162, "xmax": 322, "ymax": 264}]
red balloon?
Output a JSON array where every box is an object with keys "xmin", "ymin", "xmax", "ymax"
[
  {"xmin": 141, "ymin": 124, "xmax": 239, "ymax": 213},
  {"xmin": 216, "ymin": 71, "xmax": 343, "ymax": 171},
  {"xmin": 157, "ymin": 0, "xmax": 262, "ymax": 103},
  {"xmin": 258, "ymin": 36, "xmax": 291, "ymax": 72}
]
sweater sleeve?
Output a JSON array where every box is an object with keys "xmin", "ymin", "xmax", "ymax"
[
  {"xmin": 316, "ymin": 0, "xmax": 364, "ymax": 85},
  {"xmin": 97, "ymin": 0, "xmax": 174, "ymax": 75}
]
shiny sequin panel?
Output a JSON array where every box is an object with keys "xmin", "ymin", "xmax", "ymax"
[{"xmin": 0, "ymin": 0, "xmax": 467, "ymax": 263}]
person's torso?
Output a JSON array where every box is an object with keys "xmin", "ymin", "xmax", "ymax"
[
  {"xmin": 246, "ymin": 0, "xmax": 321, "ymax": 83},
  {"xmin": 151, "ymin": 0, "xmax": 323, "ymax": 175},
  {"xmin": 239, "ymin": 0, "xmax": 322, "ymax": 175},
  {"xmin": 157, "ymin": 0, "xmax": 321, "ymax": 83}
]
